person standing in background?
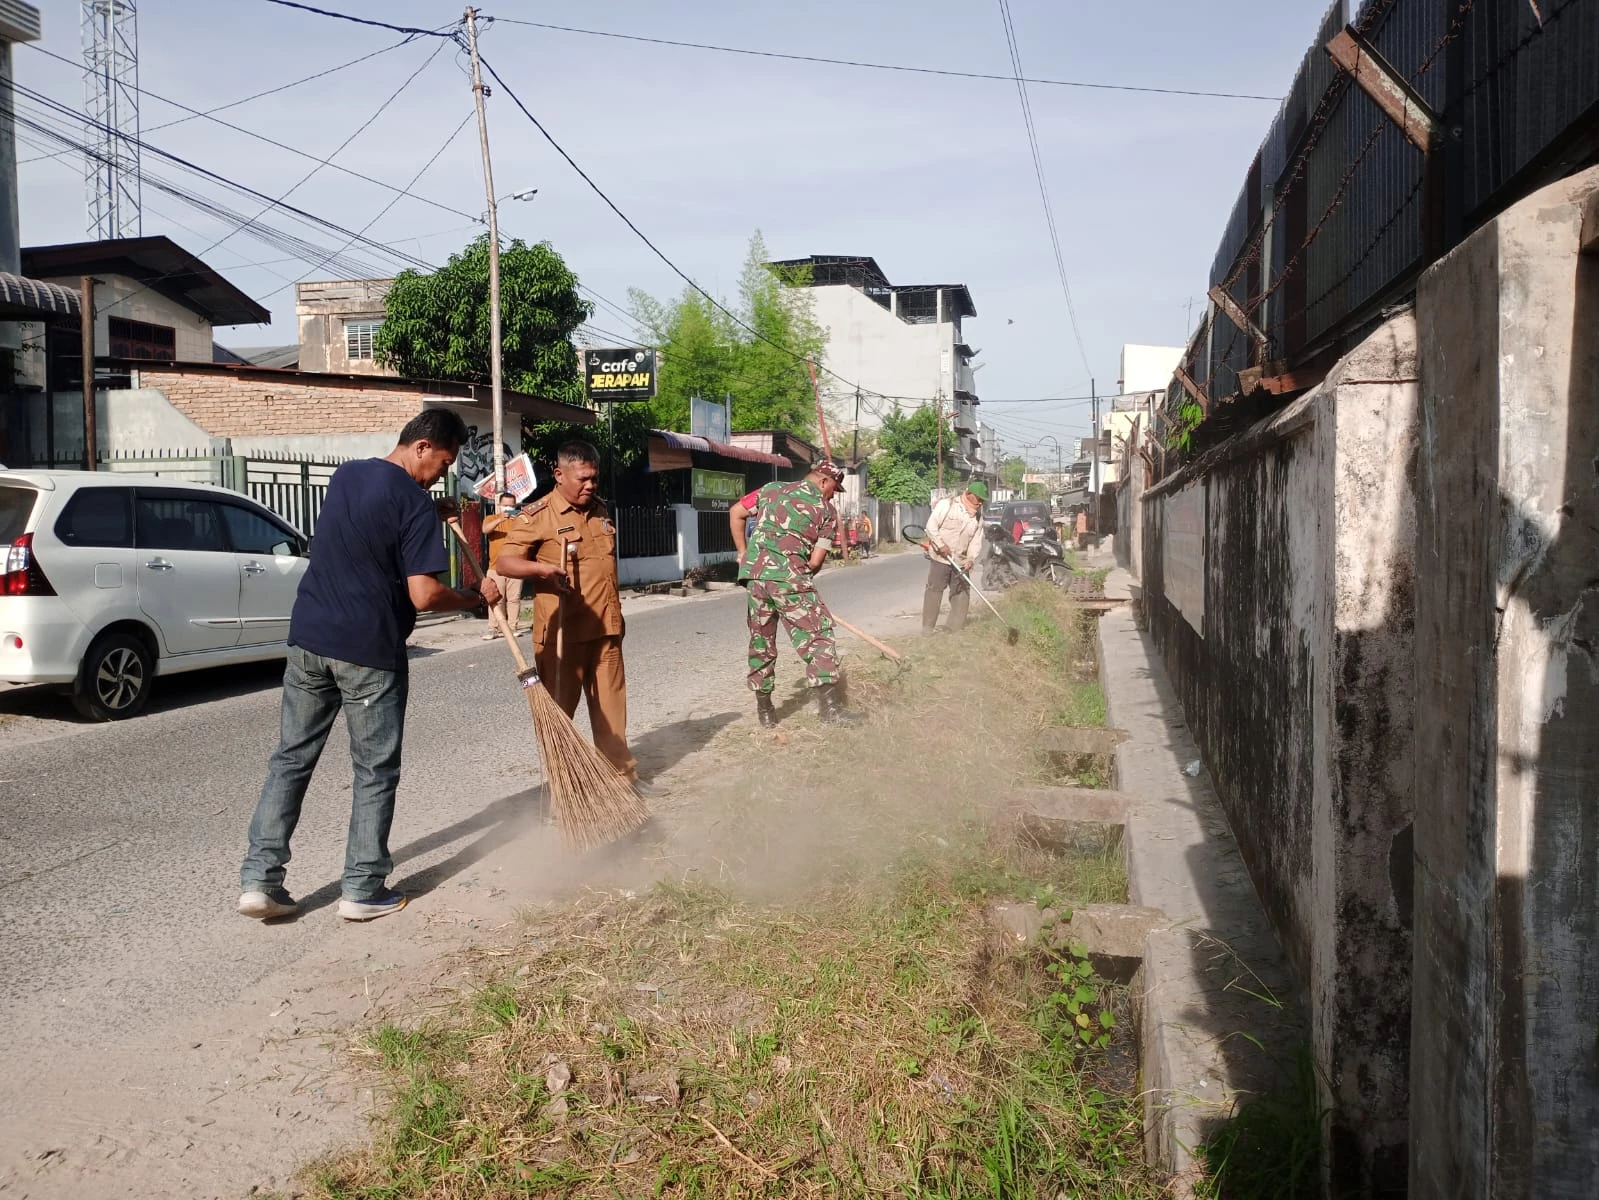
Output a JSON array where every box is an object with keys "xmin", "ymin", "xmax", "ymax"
[{"xmin": 481, "ymin": 490, "xmax": 523, "ymax": 640}]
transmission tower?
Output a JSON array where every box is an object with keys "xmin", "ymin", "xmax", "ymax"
[{"xmin": 82, "ymin": 0, "xmax": 141, "ymax": 240}]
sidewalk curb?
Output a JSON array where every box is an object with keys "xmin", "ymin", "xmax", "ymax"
[{"xmin": 1097, "ymin": 607, "xmax": 1304, "ymax": 1192}]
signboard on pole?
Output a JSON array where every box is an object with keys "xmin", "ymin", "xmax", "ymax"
[
  {"xmin": 690, "ymin": 394, "xmax": 730, "ymax": 443},
  {"xmin": 583, "ymin": 347, "xmax": 657, "ymax": 402},
  {"xmin": 691, "ymin": 468, "xmax": 744, "ymax": 512},
  {"xmin": 473, "ymin": 452, "xmax": 538, "ymax": 503}
]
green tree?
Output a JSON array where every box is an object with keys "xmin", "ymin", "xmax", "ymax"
[
  {"xmin": 868, "ymin": 404, "xmax": 953, "ymax": 501},
  {"xmin": 375, "ymin": 234, "xmax": 592, "ymax": 404},
  {"xmin": 631, "ymin": 231, "xmax": 827, "ymax": 438},
  {"xmin": 870, "ymin": 459, "xmax": 932, "ymax": 505},
  {"xmin": 1000, "ymin": 455, "xmax": 1028, "ymax": 492}
]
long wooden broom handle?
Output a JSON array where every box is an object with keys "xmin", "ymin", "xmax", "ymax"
[
  {"xmin": 833, "ymin": 615, "xmax": 905, "ymax": 663},
  {"xmin": 445, "ymin": 518, "xmax": 532, "ymax": 674}
]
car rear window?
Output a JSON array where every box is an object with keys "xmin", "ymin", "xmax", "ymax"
[
  {"xmin": 56, "ymin": 487, "xmax": 134, "ymax": 548},
  {"xmin": 0, "ymin": 483, "xmax": 40, "ymax": 542}
]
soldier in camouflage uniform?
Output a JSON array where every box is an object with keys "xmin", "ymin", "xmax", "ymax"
[{"xmin": 728, "ymin": 461, "xmax": 863, "ymax": 728}]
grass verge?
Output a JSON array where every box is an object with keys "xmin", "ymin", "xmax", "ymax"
[{"xmin": 306, "ymin": 584, "xmax": 1163, "ymax": 1199}]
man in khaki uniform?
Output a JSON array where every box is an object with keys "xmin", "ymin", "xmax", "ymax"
[
  {"xmin": 492, "ymin": 441, "xmax": 663, "ymax": 799},
  {"xmin": 481, "ymin": 490, "xmax": 523, "ymax": 639}
]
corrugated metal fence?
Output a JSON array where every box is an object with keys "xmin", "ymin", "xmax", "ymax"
[{"xmin": 1174, "ymin": 0, "xmax": 1598, "ymax": 422}]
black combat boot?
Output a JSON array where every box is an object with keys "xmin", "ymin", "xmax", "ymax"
[
  {"xmin": 756, "ymin": 692, "xmax": 777, "ymax": 728},
  {"xmin": 816, "ymin": 681, "xmax": 865, "ymax": 726}
]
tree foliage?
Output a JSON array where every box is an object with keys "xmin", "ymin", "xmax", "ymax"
[
  {"xmin": 867, "ymin": 403, "xmax": 954, "ymax": 502},
  {"xmin": 871, "ymin": 458, "xmax": 933, "ymax": 505},
  {"xmin": 999, "ymin": 455, "xmax": 1029, "ymax": 492},
  {"xmin": 631, "ymin": 232, "xmax": 827, "ymax": 438},
  {"xmin": 375, "ymin": 234, "xmax": 592, "ymax": 404}
]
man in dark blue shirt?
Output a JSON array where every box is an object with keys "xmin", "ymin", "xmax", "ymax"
[{"xmin": 239, "ymin": 410, "xmax": 499, "ymax": 923}]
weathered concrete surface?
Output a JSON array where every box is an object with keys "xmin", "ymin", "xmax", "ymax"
[
  {"xmin": 988, "ymin": 900, "xmax": 1169, "ymax": 985},
  {"xmin": 1411, "ymin": 164, "xmax": 1599, "ymax": 1199},
  {"xmin": 1012, "ymin": 786, "xmax": 1129, "ymax": 854},
  {"xmin": 1099, "ymin": 608, "xmax": 1303, "ymax": 1192},
  {"xmin": 1137, "ymin": 313, "xmax": 1419, "ymax": 1195}
]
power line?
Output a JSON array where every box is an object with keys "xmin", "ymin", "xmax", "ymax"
[
  {"xmin": 17, "ymin": 36, "xmax": 418, "ymax": 167},
  {"xmin": 996, "ymin": 0, "xmax": 1092, "ymax": 383},
  {"xmin": 258, "ymin": 0, "xmax": 448, "ymax": 39},
  {"xmin": 470, "ymin": 48, "xmax": 894, "ymax": 405},
  {"xmin": 8, "ymin": 86, "xmax": 434, "ymax": 275},
  {"xmin": 492, "ymin": 17, "xmax": 1280, "ymax": 102},
  {"xmin": 21, "ymin": 40, "xmax": 481, "ymax": 225},
  {"xmin": 253, "ymin": 109, "xmax": 475, "ymax": 303},
  {"xmin": 201, "ymin": 37, "xmax": 448, "ymax": 265}
]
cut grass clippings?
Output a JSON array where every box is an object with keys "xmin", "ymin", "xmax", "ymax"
[{"xmin": 306, "ymin": 583, "xmax": 1162, "ymax": 1199}]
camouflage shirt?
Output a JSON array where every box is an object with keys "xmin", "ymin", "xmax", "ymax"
[{"xmin": 740, "ymin": 479, "xmax": 837, "ymax": 584}]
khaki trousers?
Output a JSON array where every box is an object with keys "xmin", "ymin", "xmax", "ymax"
[
  {"xmin": 487, "ymin": 571, "xmax": 524, "ymax": 631},
  {"xmin": 533, "ymin": 634, "xmax": 637, "ymax": 779},
  {"xmin": 922, "ymin": 560, "xmax": 971, "ymax": 632}
]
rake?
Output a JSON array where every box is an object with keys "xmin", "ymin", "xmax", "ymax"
[{"xmin": 447, "ymin": 519, "xmax": 647, "ymax": 850}]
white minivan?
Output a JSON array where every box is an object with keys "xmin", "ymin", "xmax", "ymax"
[{"xmin": 0, "ymin": 471, "xmax": 309, "ymax": 720}]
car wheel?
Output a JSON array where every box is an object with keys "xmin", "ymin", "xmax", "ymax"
[{"xmin": 73, "ymin": 632, "xmax": 155, "ymax": 721}]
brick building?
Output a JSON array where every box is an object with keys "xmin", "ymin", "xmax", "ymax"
[{"xmin": 97, "ymin": 357, "xmax": 593, "ymax": 476}]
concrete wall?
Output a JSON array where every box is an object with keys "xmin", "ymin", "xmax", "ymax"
[
  {"xmin": 295, "ymin": 279, "xmax": 395, "ymax": 376},
  {"xmin": 1141, "ymin": 312, "xmax": 1419, "ymax": 1196},
  {"xmin": 1410, "ymin": 165, "xmax": 1599, "ymax": 1200},
  {"xmin": 31, "ymin": 274, "xmax": 218, "ymax": 362},
  {"xmin": 808, "ymin": 284, "xmax": 953, "ymax": 426}
]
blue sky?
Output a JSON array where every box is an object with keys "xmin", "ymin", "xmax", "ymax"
[{"xmin": 15, "ymin": 0, "xmax": 1333, "ymax": 463}]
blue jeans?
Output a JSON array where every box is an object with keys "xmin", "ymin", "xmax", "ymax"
[{"xmin": 240, "ymin": 646, "xmax": 409, "ymax": 901}]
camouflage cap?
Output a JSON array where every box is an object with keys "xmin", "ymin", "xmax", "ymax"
[{"xmin": 811, "ymin": 460, "xmax": 845, "ymax": 484}]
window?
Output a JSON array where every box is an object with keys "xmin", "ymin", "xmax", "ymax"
[
  {"xmin": 1, "ymin": 484, "xmax": 41, "ymax": 542},
  {"xmin": 107, "ymin": 317, "xmax": 176, "ymax": 362},
  {"xmin": 134, "ymin": 495, "xmax": 226, "ymax": 552},
  {"xmin": 54, "ymin": 488, "xmax": 133, "ymax": 548},
  {"xmin": 219, "ymin": 502, "xmax": 301, "ymax": 557},
  {"xmin": 345, "ymin": 320, "xmax": 381, "ymax": 361}
]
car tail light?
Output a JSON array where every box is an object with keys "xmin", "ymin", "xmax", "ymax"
[{"xmin": 2, "ymin": 534, "xmax": 56, "ymax": 597}]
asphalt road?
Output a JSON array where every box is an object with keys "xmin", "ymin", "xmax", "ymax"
[{"xmin": 0, "ymin": 553, "xmax": 927, "ymax": 1172}]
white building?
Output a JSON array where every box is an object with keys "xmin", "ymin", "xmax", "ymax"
[
  {"xmin": 1119, "ymin": 343, "xmax": 1183, "ymax": 394},
  {"xmin": 768, "ymin": 255, "xmax": 988, "ymax": 479}
]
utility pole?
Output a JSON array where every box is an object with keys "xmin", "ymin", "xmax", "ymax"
[
  {"xmin": 80, "ymin": 276, "xmax": 96, "ymax": 470},
  {"xmin": 1089, "ymin": 377, "xmax": 1098, "ymax": 531},
  {"xmin": 935, "ymin": 392, "xmax": 944, "ymax": 493},
  {"xmin": 464, "ymin": 7, "xmax": 504, "ymax": 493},
  {"xmin": 852, "ymin": 388, "xmax": 861, "ymax": 466}
]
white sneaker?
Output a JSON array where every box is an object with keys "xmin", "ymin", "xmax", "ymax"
[{"xmin": 238, "ymin": 888, "xmax": 299, "ymax": 919}]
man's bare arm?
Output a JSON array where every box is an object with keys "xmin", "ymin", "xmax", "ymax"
[{"xmin": 730, "ymin": 500, "xmax": 753, "ymax": 557}]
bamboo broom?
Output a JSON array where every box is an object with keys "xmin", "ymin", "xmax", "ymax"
[{"xmin": 447, "ymin": 519, "xmax": 648, "ymax": 849}]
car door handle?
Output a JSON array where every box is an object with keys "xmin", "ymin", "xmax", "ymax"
[
  {"xmin": 243, "ymin": 562, "xmax": 267, "ymax": 575},
  {"xmin": 144, "ymin": 558, "xmax": 174, "ymax": 571}
]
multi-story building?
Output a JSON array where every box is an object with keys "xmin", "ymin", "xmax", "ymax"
[
  {"xmin": 295, "ymin": 278, "xmax": 395, "ymax": 376},
  {"xmin": 766, "ymin": 254, "xmax": 988, "ymax": 480}
]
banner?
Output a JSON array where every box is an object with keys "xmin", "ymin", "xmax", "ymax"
[
  {"xmin": 691, "ymin": 467, "xmax": 744, "ymax": 512},
  {"xmin": 583, "ymin": 347, "xmax": 657, "ymax": 402},
  {"xmin": 472, "ymin": 452, "xmax": 538, "ymax": 502}
]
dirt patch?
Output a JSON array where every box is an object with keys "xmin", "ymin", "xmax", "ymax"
[{"xmin": 302, "ymin": 585, "xmax": 1165, "ymax": 1198}]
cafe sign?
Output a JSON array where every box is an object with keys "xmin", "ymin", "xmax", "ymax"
[
  {"xmin": 584, "ymin": 347, "xmax": 657, "ymax": 401},
  {"xmin": 691, "ymin": 468, "xmax": 744, "ymax": 512}
]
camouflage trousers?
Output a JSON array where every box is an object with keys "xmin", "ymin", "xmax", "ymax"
[{"xmin": 746, "ymin": 579, "xmax": 842, "ymax": 693}]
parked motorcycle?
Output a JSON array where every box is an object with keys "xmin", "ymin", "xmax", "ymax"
[{"xmin": 981, "ymin": 524, "xmax": 1069, "ymax": 589}]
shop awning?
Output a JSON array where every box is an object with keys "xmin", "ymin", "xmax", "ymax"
[{"xmin": 649, "ymin": 429, "xmax": 791, "ymax": 467}]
